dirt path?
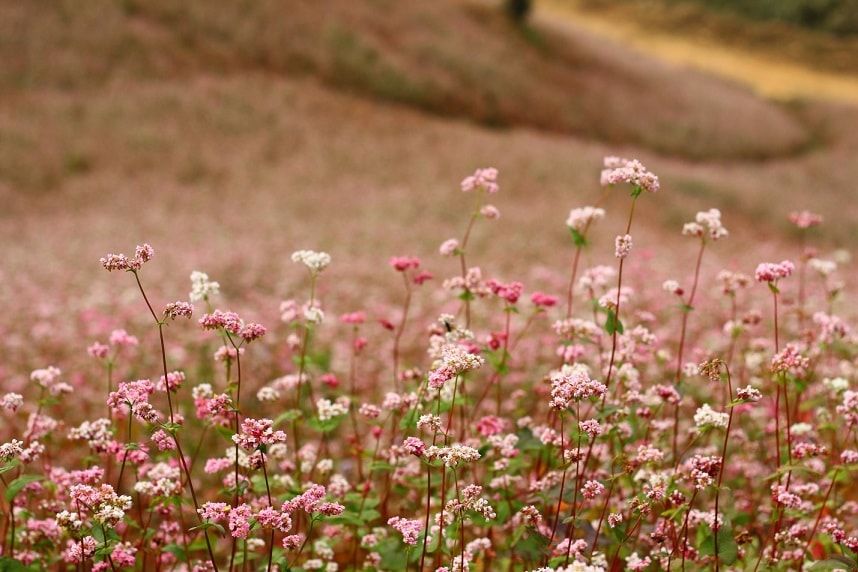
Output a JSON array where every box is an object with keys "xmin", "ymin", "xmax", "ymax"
[{"xmin": 539, "ymin": 0, "xmax": 858, "ymax": 106}]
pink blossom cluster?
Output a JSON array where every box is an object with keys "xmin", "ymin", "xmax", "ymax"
[
  {"xmin": 460, "ymin": 167, "xmax": 499, "ymax": 193},
  {"xmin": 99, "ymin": 243, "xmax": 154, "ymax": 272},
  {"xmin": 755, "ymin": 260, "xmax": 795, "ymax": 283},
  {"xmin": 600, "ymin": 156, "xmax": 660, "ymax": 193}
]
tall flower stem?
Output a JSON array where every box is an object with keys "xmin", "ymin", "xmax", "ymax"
[
  {"xmin": 132, "ymin": 271, "xmax": 219, "ymax": 571},
  {"xmin": 672, "ymin": 239, "xmax": 707, "ymax": 461},
  {"xmin": 604, "ymin": 196, "xmax": 638, "ymax": 393}
]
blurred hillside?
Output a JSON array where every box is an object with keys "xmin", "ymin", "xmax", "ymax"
[{"xmin": 1, "ymin": 0, "xmax": 857, "ymax": 325}]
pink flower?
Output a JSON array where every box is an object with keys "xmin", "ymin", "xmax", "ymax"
[
  {"xmin": 388, "ymin": 516, "xmax": 423, "ymax": 545},
  {"xmin": 403, "ymin": 437, "xmax": 426, "ymax": 456},
  {"xmin": 600, "ymin": 157, "xmax": 659, "ymax": 193},
  {"xmin": 461, "ymin": 167, "xmax": 499, "ymax": 194},
  {"xmin": 389, "ymin": 256, "xmax": 420, "ymax": 272},
  {"xmin": 232, "ymin": 418, "xmax": 287, "ymax": 451},
  {"xmin": 580, "ymin": 480, "xmax": 605, "ymax": 499},
  {"xmin": 228, "ymin": 504, "xmax": 252, "ymax": 539},
  {"xmin": 755, "ymin": 260, "xmax": 794, "ymax": 283},
  {"xmin": 615, "ymin": 234, "xmax": 633, "ymax": 259},
  {"xmin": 530, "ymin": 291, "xmax": 557, "ymax": 308},
  {"xmin": 100, "ymin": 243, "xmax": 154, "ymax": 272},
  {"xmin": 789, "ymin": 210, "xmax": 823, "ymax": 229},
  {"xmin": 340, "ymin": 311, "xmax": 366, "ymax": 325},
  {"xmin": 164, "ymin": 301, "xmax": 193, "ymax": 320},
  {"xmin": 439, "ymin": 238, "xmax": 460, "ymax": 256},
  {"xmin": 475, "ymin": 416, "xmax": 504, "ymax": 437}
]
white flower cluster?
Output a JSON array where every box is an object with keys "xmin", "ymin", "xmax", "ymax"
[
  {"xmin": 189, "ymin": 271, "xmax": 220, "ymax": 303},
  {"xmin": 683, "ymin": 208, "xmax": 728, "ymax": 241},
  {"xmin": 566, "ymin": 206, "xmax": 605, "ymax": 233},
  {"xmin": 317, "ymin": 397, "xmax": 350, "ymax": 422},
  {"xmin": 693, "ymin": 403, "xmax": 728, "ymax": 429},
  {"xmin": 425, "ymin": 444, "xmax": 481, "ymax": 467},
  {"xmin": 292, "ymin": 250, "xmax": 332, "ymax": 274}
]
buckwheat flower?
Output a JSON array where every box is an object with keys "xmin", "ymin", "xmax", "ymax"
[
  {"xmin": 433, "ymin": 444, "xmax": 481, "ymax": 467},
  {"xmin": 579, "ymin": 419, "xmax": 603, "ymax": 437},
  {"xmin": 109, "ymin": 329, "xmax": 138, "ymax": 347},
  {"xmin": 686, "ymin": 455, "xmax": 721, "ymax": 489},
  {"xmin": 717, "ymin": 270, "xmax": 750, "ymax": 295},
  {"xmin": 240, "ymin": 322, "xmax": 266, "ymax": 342},
  {"xmin": 232, "ymin": 418, "xmax": 287, "ymax": 451},
  {"xmin": 461, "ymin": 167, "xmax": 499, "ymax": 194},
  {"xmin": 0, "ymin": 439, "xmax": 23, "ymax": 462},
  {"xmin": 100, "ymin": 243, "xmax": 154, "ymax": 272},
  {"xmin": 189, "ymin": 271, "xmax": 220, "ymax": 302},
  {"xmin": 304, "ymin": 306, "xmax": 325, "ymax": 325},
  {"xmin": 789, "ymin": 210, "xmax": 823, "ymax": 229},
  {"xmin": 150, "ymin": 429, "xmax": 175, "ymax": 451},
  {"xmin": 840, "ymin": 450, "xmax": 858, "ymax": 464},
  {"xmin": 339, "ymin": 311, "xmax": 366, "ymax": 325},
  {"xmin": 87, "ymin": 342, "xmax": 109, "ymax": 359},
  {"xmin": 291, "ymin": 250, "xmax": 331, "ymax": 274},
  {"xmin": 736, "ymin": 385, "xmax": 763, "ymax": 402},
  {"xmin": 403, "ymin": 436, "xmax": 426, "ymax": 457},
  {"xmin": 823, "ymin": 377, "xmax": 849, "ymax": 393},
  {"xmin": 283, "ymin": 534, "xmax": 304, "ymax": 550},
  {"xmin": 388, "ymin": 516, "xmax": 423, "ymax": 545},
  {"xmin": 771, "ymin": 343, "xmax": 810, "ymax": 375},
  {"xmin": 316, "ymin": 398, "xmax": 349, "ymax": 422},
  {"xmin": 755, "ymin": 260, "xmax": 794, "ymax": 283},
  {"xmin": 199, "ymin": 309, "xmax": 243, "ymax": 335},
  {"xmin": 566, "ymin": 206, "xmax": 606, "ymax": 232},
  {"xmin": 694, "ymin": 403, "xmax": 728, "ymax": 429},
  {"xmin": 229, "ymin": 503, "xmax": 253, "ymax": 539},
  {"xmin": 607, "ymin": 512, "xmax": 623, "ymax": 528},
  {"xmin": 63, "ymin": 535, "xmax": 98, "ymax": 563},
  {"xmin": 439, "ymin": 238, "xmax": 460, "ymax": 256},
  {"xmin": 771, "ymin": 484, "xmax": 802, "ymax": 509},
  {"xmin": 480, "ymin": 204, "xmax": 500, "ymax": 219},
  {"xmin": 164, "ymin": 301, "xmax": 194, "ymax": 320},
  {"xmin": 157, "ymin": 370, "xmax": 185, "ymax": 392},
  {"xmin": 581, "ymin": 480, "xmax": 605, "ymax": 499},
  {"xmin": 1, "ymin": 393, "xmax": 23, "ymax": 412},
  {"xmin": 626, "ymin": 553, "xmax": 652, "ymax": 572},
  {"xmin": 809, "ymin": 258, "xmax": 837, "ymax": 276},
  {"xmin": 257, "ymin": 386, "xmax": 280, "ymax": 402},
  {"xmin": 530, "ymin": 291, "xmax": 557, "ymax": 308},
  {"xmin": 600, "ymin": 156, "xmax": 659, "ymax": 193},
  {"xmin": 389, "ymin": 256, "xmax": 421, "ymax": 272},
  {"xmin": 614, "ymin": 234, "xmax": 633, "ymax": 258},
  {"xmin": 662, "ymin": 280, "xmax": 683, "ymax": 296},
  {"xmin": 417, "ymin": 414, "xmax": 443, "ymax": 433}
]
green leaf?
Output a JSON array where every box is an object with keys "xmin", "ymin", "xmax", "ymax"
[
  {"xmin": 604, "ymin": 309, "xmax": 624, "ymax": 335},
  {"xmin": 5, "ymin": 474, "xmax": 43, "ymax": 503},
  {"xmin": 698, "ymin": 527, "xmax": 738, "ymax": 565},
  {"xmin": 512, "ymin": 531, "xmax": 551, "ymax": 562},
  {"xmin": 0, "ymin": 557, "xmax": 28, "ymax": 572},
  {"xmin": 0, "ymin": 464, "xmax": 19, "ymax": 476},
  {"xmin": 569, "ymin": 228, "xmax": 588, "ymax": 247}
]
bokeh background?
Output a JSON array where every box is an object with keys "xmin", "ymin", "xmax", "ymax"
[{"xmin": 2, "ymin": 0, "xmax": 857, "ymax": 370}]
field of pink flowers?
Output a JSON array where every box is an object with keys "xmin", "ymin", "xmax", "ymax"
[{"xmin": 1, "ymin": 157, "xmax": 855, "ymax": 571}]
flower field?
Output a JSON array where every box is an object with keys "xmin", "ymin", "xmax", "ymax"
[{"xmin": 2, "ymin": 157, "xmax": 857, "ymax": 571}]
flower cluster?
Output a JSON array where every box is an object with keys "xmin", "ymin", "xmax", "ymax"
[
  {"xmin": 600, "ymin": 156, "xmax": 660, "ymax": 193},
  {"xmin": 100, "ymin": 243, "xmax": 154, "ymax": 272}
]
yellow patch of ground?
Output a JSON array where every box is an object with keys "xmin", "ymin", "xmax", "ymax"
[{"xmin": 540, "ymin": 0, "xmax": 858, "ymax": 105}]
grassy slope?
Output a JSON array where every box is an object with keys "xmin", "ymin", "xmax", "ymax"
[{"xmin": 1, "ymin": 0, "xmax": 857, "ymax": 358}]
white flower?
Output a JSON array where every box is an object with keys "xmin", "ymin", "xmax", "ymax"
[
  {"xmin": 291, "ymin": 250, "xmax": 331, "ymax": 274},
  {"xmin": 189, "ymin": 271, "xmax": 220, "ymax": 302},
  {"xmin": 693, "ymin": 404, "xmax": 728, "ymax": 429}
]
